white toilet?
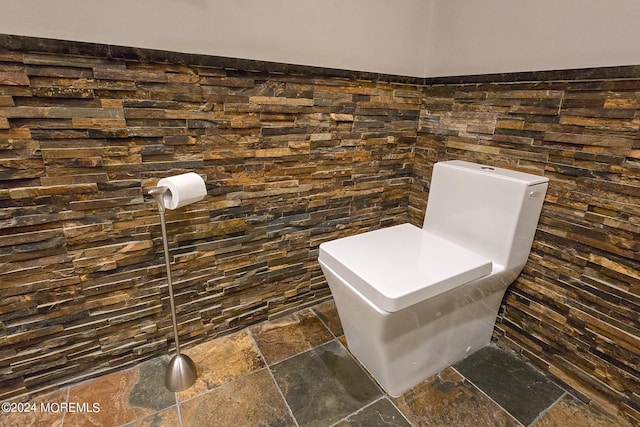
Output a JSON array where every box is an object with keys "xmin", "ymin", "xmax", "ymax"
[{"xmin": 319, "ymin": 160, "xmax": 549, "ymax": 396}]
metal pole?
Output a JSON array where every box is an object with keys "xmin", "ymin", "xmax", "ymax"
[
  {"xmin": 149, "ymin": 186, "xmax": 196, "ymax": 391},
  {"xmin": 157, "ymin": 207, "xmax": 182, "ymax": 356}
]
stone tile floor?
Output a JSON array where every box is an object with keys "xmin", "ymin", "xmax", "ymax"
[{"xmin": 1, "ymin": 299, "xmax": 623, "ymax": 427}]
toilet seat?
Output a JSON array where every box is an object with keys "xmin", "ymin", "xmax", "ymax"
[{"xmin": 319, "ymin": 223, "xmax": 492, "ymax": 312}]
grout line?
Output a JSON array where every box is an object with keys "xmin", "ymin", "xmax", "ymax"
[
  {"xmin": 329, "ymin": 396, "xmax": 387, "ymax": 427},
  {"xmin": 450, "ymin": 366, "xmax": 526, "ymax": 427},
  {"xmin": 247, "ymin": 328, "xmax": 300, "ymax": 427},
  {"xmin": 266, "ymin": 338, "xmax": 334, "ymax": 368},
  {"xmin": 175, "ymin": 404, "xmax": 184, "ymax": 427},
  {"xmin": 118, "ymin": 407, "xmax": 181, "ymax": 427},
  {"xmin": 174, "ymin": 389, "xmax": 184, "ymax": 427},
  {"xmin": 386, "ymin": 394, "xmax": 414, "ymax": 426}
]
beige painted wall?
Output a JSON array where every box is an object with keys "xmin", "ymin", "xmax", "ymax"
[
  {"xmin": 0, "ymin": 0, "xmax": 432, "ymax": 77},
  {"xmin": 427, "ymin": 0, "xmax": 640, "ymax": 77},
  {"xmin": 1, "ymin": 0, "xmax": 639, "ymax": 77}
]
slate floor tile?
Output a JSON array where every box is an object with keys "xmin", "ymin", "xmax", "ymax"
[
  {"xmin": 0, "ymin": 387, "xmax": 68, "ymax": 427},
  {"xmin": 64, "ymin": 357, "xmax": 174, "ymax": 427},
  {"xmin": 124, "ymin": 406, "xmax": 180, "ymax": 427},
  {"xmin": 312, "ymin": 299, "xmax": 344, "ymax": 337},
  {"xmin": 271, "ymin": 340, "xmax": 382, "ymax": 427},
  {"xmin": 532, "ymin": 394, "xmax": 621, "ymax": 427},
  {"xmin": 454, "ymin": 345, "xmax": 565, "ymax": 426},
  {"xmin": 334, "ymin": 398, "xmax": 412, "ymax": 427},
  {"xmin": 176, "ymin": 329, "xmax": 265, "ymax": 401},
  {"xmin": 392, "ymin": 367, "xmax": 521, "ymax": 427},
  {"xmin": 127, "ymin": 357, "xmax": 176, "ymax": 411},
  {"xmin": 179, "ymin": 368, "xmax": 295, "ymax": 427},
  {"xmin": 250, "ymin": 308, "xmax": 334, "ymax": 365},
  {"xmin": 4, "ymin": 300, "xmax": 624, "ymax": 427}
]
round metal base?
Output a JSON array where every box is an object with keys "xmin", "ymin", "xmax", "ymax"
[{"xmin": 165, "ymin": 354, "xmax": 197, "ymax": 392}]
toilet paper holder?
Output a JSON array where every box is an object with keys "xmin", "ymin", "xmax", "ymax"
[{"xmin": 149, "ymin": 185, "xmax": 197, "ymax": 392}]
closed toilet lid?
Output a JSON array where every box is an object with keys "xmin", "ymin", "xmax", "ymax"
[{"xmin": 319, "ymin": 223, "xmax": 492, "ymax": 312}]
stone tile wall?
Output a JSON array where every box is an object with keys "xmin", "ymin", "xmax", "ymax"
[
  {"xmin": 1, "ymin": 36, "xmax": 638, "ymax": 425},
  {"xmin": 411, "ymin": 79, "xmax": 639, "ymax": 424},
  {"xmin": 0, "ymin": 43, "xmax": 417, "ymax": 401}
]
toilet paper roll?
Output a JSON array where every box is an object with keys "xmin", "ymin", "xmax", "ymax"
[{"xmin": 156, "ymin": 173, "xmax": 207, "ymax": 210}]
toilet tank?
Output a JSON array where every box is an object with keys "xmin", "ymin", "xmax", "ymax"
[{"xmin": 423, "ymin": 160, "xmax": 548, "ymax": 270}]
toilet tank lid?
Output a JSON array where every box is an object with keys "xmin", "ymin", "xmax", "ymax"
[
  {"xmin": 319, "ymin": 224, "xmax": 493, "ymax": 312},
  {"xmin": 440, "ymin": 160, "xmax": 549, "ymax": 186}
]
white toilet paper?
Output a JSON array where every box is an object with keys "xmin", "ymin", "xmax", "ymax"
[{"xmin": 156, "ymin": 172, "xmax": 207, "ymax": 210}]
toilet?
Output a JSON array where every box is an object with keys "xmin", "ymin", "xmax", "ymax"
[{"xmin": 318, "ymin": 160, "xmax": 549, "ymax": 396}]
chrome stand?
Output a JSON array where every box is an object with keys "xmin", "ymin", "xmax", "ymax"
[{"xmin": 149, "ymin": 186, "xmax": 197, "ymax": 392}]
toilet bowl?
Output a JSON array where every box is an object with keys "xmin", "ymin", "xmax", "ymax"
[{"xmin": 318, "ymin": 160, "xmax": 548, "ymax": 396}]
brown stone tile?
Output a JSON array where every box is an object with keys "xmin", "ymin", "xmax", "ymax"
[
  {"xmin": 249, "ymin": 308, "xmax": 334, "ymax": 364},
  {"xmin": 533, "ymin": 395, "xmax": 622, "ymax": 427},
  {"xmin": 179, "ymin": 368, "xmax": 295, "ymax": 427},
  {"xmin": 0, "ymin": 387, "xmax": 67, "ymax": 427},
  {"xmin": 312, "ymin": 298, "xmax": 344, "ymax": 337},
  {"xmin": 125, "ymin": 406, "xmax": 180, "ymax": 427},
  {"xmin": 392, "ymin": 367, "xmax": 520, "ymax": 427},
  {"xmin": 64, "ymin": 366, "xmax": 161, "ymax": 427},
  {"xmin": 176, "ymin": 329, "xmax": 265, "ymax": 401}
]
